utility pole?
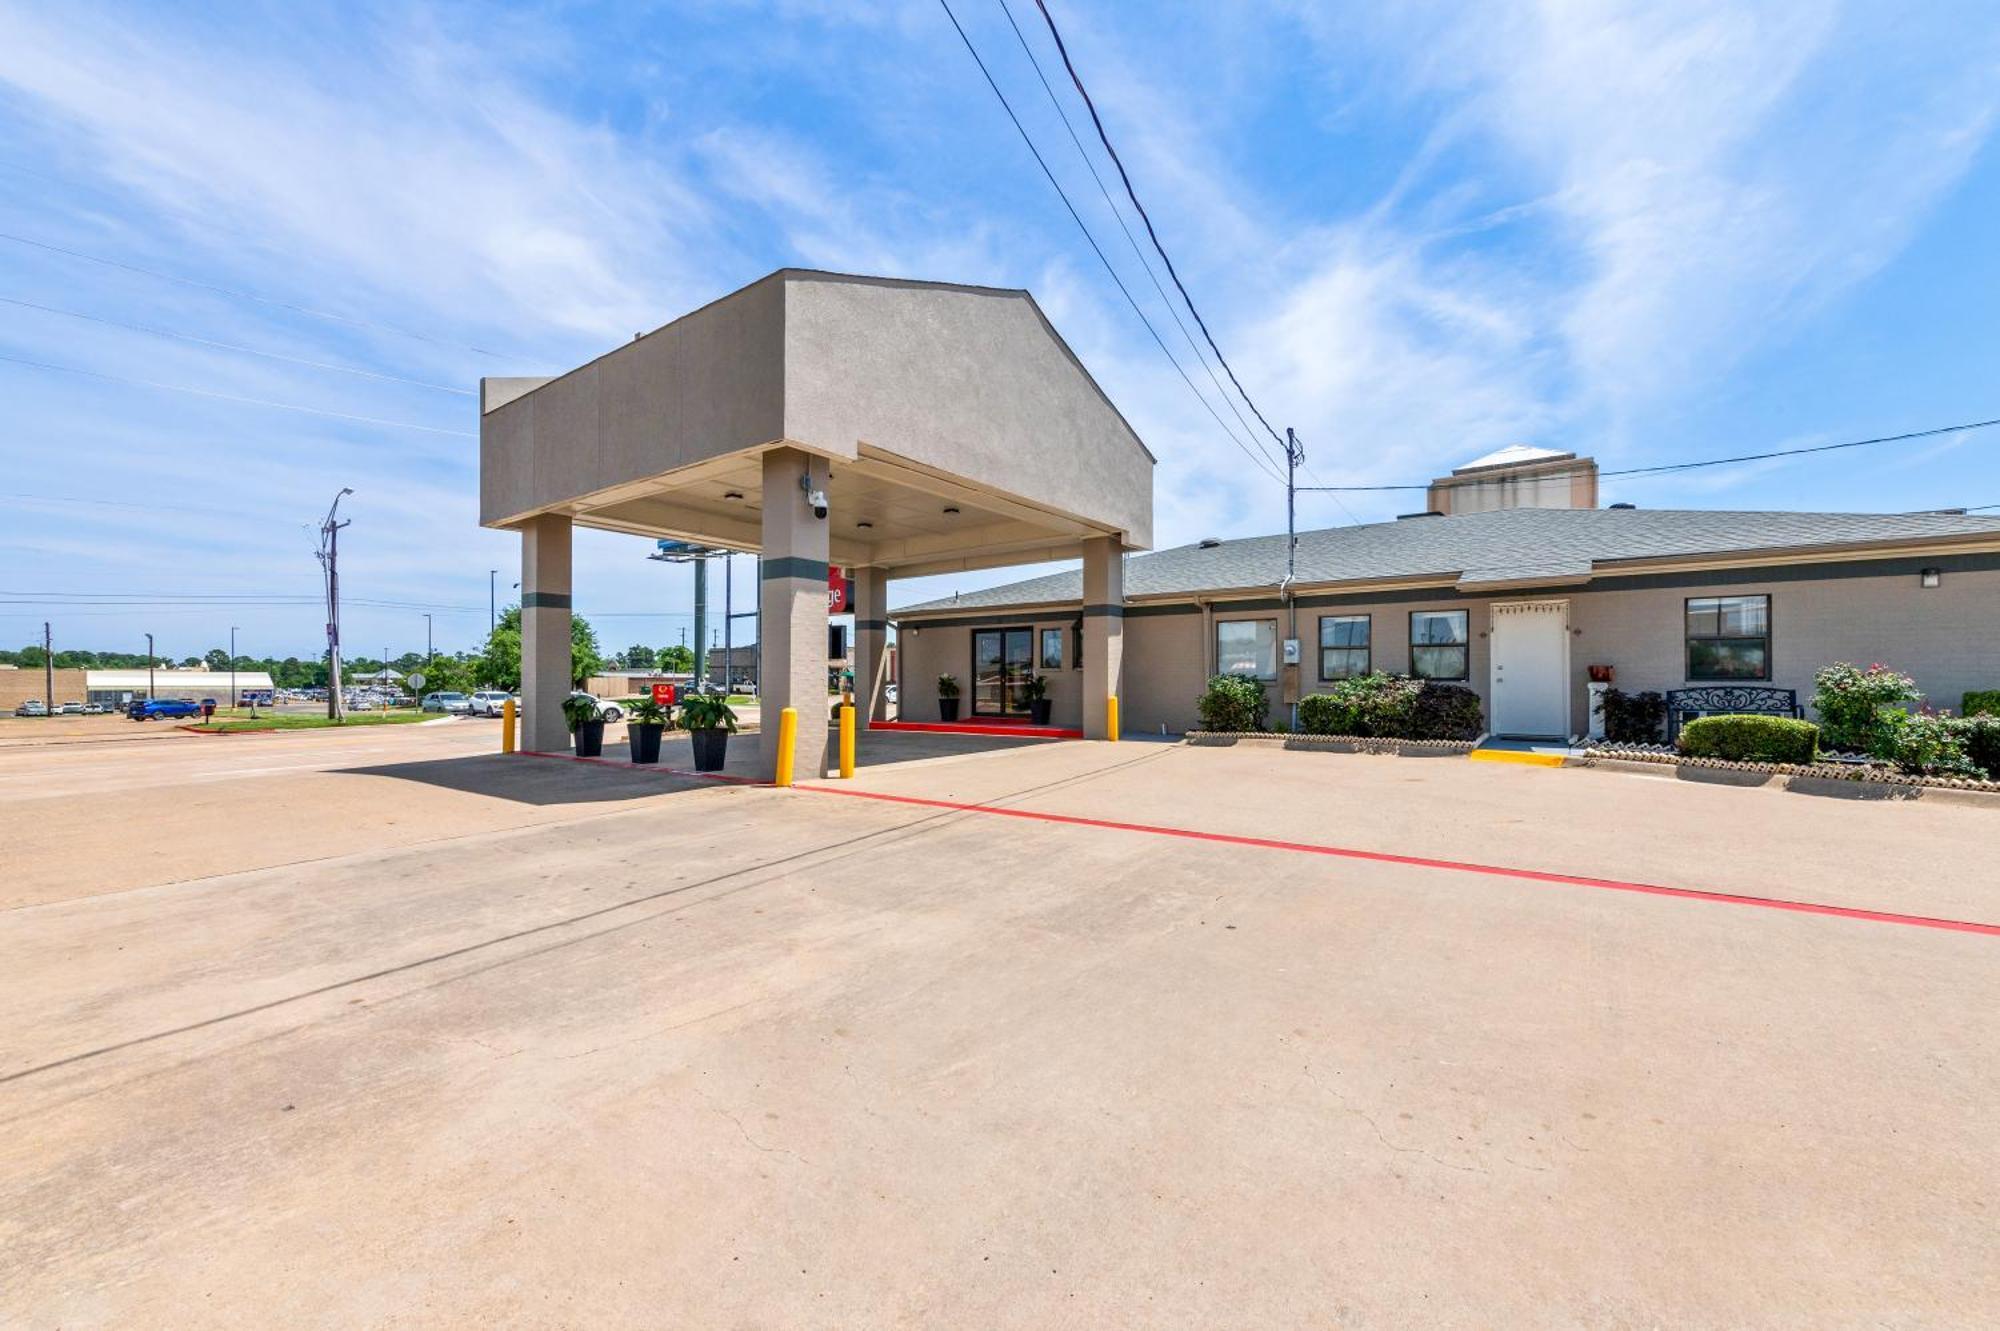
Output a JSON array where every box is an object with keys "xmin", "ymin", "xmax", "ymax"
[
  {"xmin": 723, "ymin": 552, "xmax": 733, "ymax": 694},
  {"xmin": 424, "ymin": 613, "xmax": 433, "ymax": 668},
  {"xmin": 145, "ymin": 631, "xmax": 155, "ymax": 702},
  {"xmin": 692, "ymin": 557, "xmax": 708, "ymax": 690},
  {"xmin": 1284, "ymin": 427, "xmax": 1304, "ymax": 733},
  {"xmin": 229, "ymin": 625, "xmax": 239, "ymax": 709},
  {"xmin": 42, "ymin": 621, "xmax": 52, "ymax": 714},
  {"xmin": 488, "ymin": 569, "xmax": 497, "ymax": 638},
  {"xmin": 317, "ymin": 488, "xmax": 353, "ymax": 721}
]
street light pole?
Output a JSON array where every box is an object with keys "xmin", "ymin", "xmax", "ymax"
[
  {"xmin": 146, "ymin": 632, "xmax": 155, "ymax": 702},
  {"xmin": 317, "ymin": 488, "xmax": 354, "ymax": 721},
  {"xmin": 230, "ymin": 625, "xmax": 239, "ymax": 709},
  {"xmin": 488, "ymin": 569, "xmax": 497, "ymax": 638},
  {"xmin": 424, "ymin": 613, "xmax": 433, "ymax": 667}
]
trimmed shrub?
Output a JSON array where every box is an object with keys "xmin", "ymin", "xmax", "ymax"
[
  {"xmin": 1407, "ymin": 682, "xmax": 1483, "ymax": 740},
  {"xmin": 1677, "ymin": 714, "xmax": 1819, "ymax": 764},
  {"xmin": 1963, "ymin": 690, "xmax": 2000, "ymax": 718},
  {"xmin": 1297, "ymin": 674, "xmax": 1482, "ymax": 740},
  {"xmin": 1811, "ymin": 662, "xmax": 1920, "ymax": 753},
  {"xmin": 1600, "ymin": 688, "xmax": 1665, "ymax": 744},
  {"xmin": 1963, "ymin": 715, "xmax": 2000, "ymax": 780},
  {"xmin": 1197, "ymin": 674, "xmax": 1269, "ymax": 732}
]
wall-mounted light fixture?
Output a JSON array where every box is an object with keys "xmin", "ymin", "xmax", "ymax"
[
  {"xmin": 1921, "ymin": 567, "xmax": 1942, "ymax": 589},
  {"xmin": 942, "ymin": 505, "xmax": 960, "ymax": 515}
]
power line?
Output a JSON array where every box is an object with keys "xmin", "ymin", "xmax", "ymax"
[
  {"xmin": 0, "ymin": 231, "xmax": 520, "ymax": 361},
  {"xmin": 0, "ymin": 352, "xmax": 474, "ymax": 437},
  {"xmin": 935, "ymin": 0, "xmax": 1283, "ymax": 485},
  {"xmin": 1295, "ymin": 416, "xmax": 2000, "ymax": 494},
  {"xmin": 0, "ymin": 296, "xmax": 475, "ymax": 395},
  {"xmin": 993, "ymin": 0, "xmax": 1268, "ymax": 466},
  {"xmin": 1030, "ymin": 0, "xmax": 1286, "ymax": 458}
]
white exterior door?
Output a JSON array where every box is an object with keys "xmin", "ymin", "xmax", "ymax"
[{"xmin": 1489, "ymin": 601, "xmax": 1570, "ymax": 738}]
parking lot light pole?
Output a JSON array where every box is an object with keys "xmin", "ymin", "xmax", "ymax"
[
  {"xmin": 229, "ymin": 625, "xmax": 238, "ymax": 708},
  {"xmin": 145, "ymin": 632, "xmax": 155, "ymax": 702}
]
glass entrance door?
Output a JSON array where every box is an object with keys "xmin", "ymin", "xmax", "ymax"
[{"xmin": 971, "ymin": 627, "xmax": 1035, "ymax": 715}]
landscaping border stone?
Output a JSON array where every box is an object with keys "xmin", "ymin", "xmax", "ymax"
[
  {"xmin": 1578, "ymin": 746, "xmax": 2000, "ymax": 808},
  {"xmin": 1183, "ymin": 731, "xmax": 1477, "ymax": 757}
]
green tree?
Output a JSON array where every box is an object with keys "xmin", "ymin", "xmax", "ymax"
[
  {"xmin": 203, "ymin": 647, "xmax": 230, "ymax": 671},
  {"xmin": 624, "ymin": 644, "xmax": 656, "ymax": 670},
  {"xmin": 658, "ymin": 644, "xmax": 694, "ymax": 673},
  {"xmin": 477, "ymin": 607, "xmax": 601, "ymax": 690}
]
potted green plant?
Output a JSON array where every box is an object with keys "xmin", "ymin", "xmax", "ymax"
[
  {"xmin": 680, "ymin": 692, "xmax": 738, "ymax": 772},
  {"xmin": 625, "ymin": 695, "xmax": 671, "ymax": 765},
  {"xmin": 1021, "ymin": 673, "xmax": 1051, "ymax": 726},
  {"xmin": 938, "ymin": 673, "xmax": 961, "ymax": 722},
  {"xmin": 561, "ymin": 692, "xmax": 605, "ymax": 758}
]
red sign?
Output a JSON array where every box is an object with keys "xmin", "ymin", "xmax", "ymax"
[
  {"xmin": 828, "ymin": 565, "xmax": 853, "ymax": 615},
  {"xmin": 651, "ymin": 682, "xmax": 676, "ymax": 706}
]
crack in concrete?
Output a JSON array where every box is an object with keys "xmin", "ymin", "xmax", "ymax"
[
  {"xmin": 1301, "ymin": 1062, "xmax": 1490, "ymax": 1175},
  {"xmin": 693, "ymin": 1084, "xmax": 810, "ymax": 1167}
]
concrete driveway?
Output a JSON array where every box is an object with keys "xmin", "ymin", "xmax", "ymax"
[{"xmin": 2, "ymin": 727, "xmax": 1995, "ymax": 1326}]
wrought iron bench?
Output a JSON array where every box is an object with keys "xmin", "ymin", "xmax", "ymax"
[{"xmin": 1664, "ymin": 686, "xmax": 1802, "ymax": 740}]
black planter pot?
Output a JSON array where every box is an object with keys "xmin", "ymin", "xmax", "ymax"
[
  {"xmin": 939, "ymin": 697, "xmax": 960, "ymax": 722},
  {"xmin": 1028, "ymin": 699, "xmax": 1052, "ymax": 726},
  {"xmin": 629, "ymin": 721, "xmax": 665, "ymax": 765},
  {"xmin": 690, "ymin": 727, "xmax": 729, "ymax": 772},
  {"xmin": 573, "ymin": 719, "xmax": 606, "ymax": 758}
]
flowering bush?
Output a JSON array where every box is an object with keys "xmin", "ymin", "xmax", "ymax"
[
  {"xmin": 1878, "ymin": 709, "xmax": 1984, "ymax": 778},
  {"xmin": 1811, "ymin": 662, "xmax": 1920, "ymax": 754}
]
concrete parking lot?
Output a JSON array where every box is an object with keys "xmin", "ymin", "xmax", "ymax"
[{"xmin": 2, "ymin": 723, "xmax": 1995, "ymax": 1326}]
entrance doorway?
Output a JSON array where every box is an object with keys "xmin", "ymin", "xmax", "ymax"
[
  {"xmin": 1489, "ymin": 601, "xmax": 1570, "ymax": 738},
  {"xmin": 971, "ymin": 627, "xmax": 1034, "ymax": 716}
]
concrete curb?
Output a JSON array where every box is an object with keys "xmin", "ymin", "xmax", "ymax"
[{"xmin": 1578, "ymin": 755, "xmax": 2000, "ymax": 809}]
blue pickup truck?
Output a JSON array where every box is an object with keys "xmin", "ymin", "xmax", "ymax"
[{"xmin": 129, "ymin": 698, "xmax": 204, "ymax": 721}]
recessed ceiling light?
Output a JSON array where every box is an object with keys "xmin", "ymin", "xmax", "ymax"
[
  {"xmin": 723, "ymin": 490, "xmax": 744, "ymax": 500},
  {"xmin": 942, "ymin": 505, "xmax": 960, "ymax": 515}
]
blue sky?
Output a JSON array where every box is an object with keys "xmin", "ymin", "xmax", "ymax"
[{"xmin": 2, "ymin": 0, "xmax": 1997, "ymax": 660}]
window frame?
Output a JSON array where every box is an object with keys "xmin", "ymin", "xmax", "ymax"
[
  {"xmin": 1408, "ymin": 609, "xmax": 1470, "ymax": 682},
  {"xmin": 1318, "ymin": 613, "xmax": 1372, "ymax": 681},
  {"xmin": 1039, "ymin": 626, "xmax": 1064, "ymax": 671},
  {"xmin": 1215, "ymin": 616, "xmax": 1280, "ymax": 682},
  {"xmin": 1683, "ymin": 594, "xmax": 1772, "ymax": 682}
]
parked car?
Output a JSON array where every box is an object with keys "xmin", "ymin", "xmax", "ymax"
[
  {"xmin": 468, "ymin": 689, "xmax": 512, "ymax": 716},
  {"xmin": 58, "ymin": 701, "xmax": 84, "ymax": 715},
  {"xmin": 14, "ymin": 700, "xmax": 47, "ymax": 717},
  {"xmin": 130, "ymin": 698, "xmax": 202, "ymax": 721},
  {"xmin": 82, "ymin": 702, "xmax": 104, "ymax": 715},
  {"xmin": 421, "ymin": 691, "xmax": 473, "ymax": 714},
  {"xmin": 569, "ymin": 691, "xmax": 623, "ymax": 722}
]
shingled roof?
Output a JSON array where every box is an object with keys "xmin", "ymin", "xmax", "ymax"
[{"xmin": 894, "ymin": 507, "xmax": 2000, "ymax": 614}]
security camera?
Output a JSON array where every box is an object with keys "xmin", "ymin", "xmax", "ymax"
[{"xmin": 808, "ymin": 488, "xmax": 829, "ymax": 520}]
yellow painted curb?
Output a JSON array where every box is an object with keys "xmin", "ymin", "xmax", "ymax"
[{"xmin": 1468, "ymin": 748, "xmax": 1568, "ymax": 767}]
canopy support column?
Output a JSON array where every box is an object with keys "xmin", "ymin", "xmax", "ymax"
[
  {"xmin": 759, "ymin": 447, "xmax": 832, "ymax": 779},
  {"xmin": 1081, "ymin": 535, "xmax": 1124, "ymax": 739},
  {"xmin": 519, "ymin": 514, "xmax": 573, "ymax": 754}
]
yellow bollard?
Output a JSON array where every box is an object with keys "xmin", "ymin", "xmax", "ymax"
[
  {"xmin": 839, "ymin": 703, "xmax": 856, "ymax": 779},
  {"xmin": 501, "ymin": 697, "xmax": 517, "ymax": 754},
  {"xmin": 1107, "ymin": 694, "xmax": 1120, "ymax": 742},
  {"xmin": 774, "ymin": 706, "xmax": 799, "ymax": 787}
]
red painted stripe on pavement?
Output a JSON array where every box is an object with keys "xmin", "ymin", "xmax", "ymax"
[{"xmin": 794, "ymin": 783, "xmax": 2000, "ymax": 938}]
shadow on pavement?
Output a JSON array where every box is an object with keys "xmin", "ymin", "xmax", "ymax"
[{"xmin": 338, "ymin": 752, "xmax": 720, "ymax": 806}]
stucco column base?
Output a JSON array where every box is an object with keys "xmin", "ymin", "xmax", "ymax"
[
  {"xmin": 852, "ymin": 566, "xmax": 890, "ymax": 723},
  {"xmin": 1081, "ymin": 535, "xmax": 1125, "ymax": 740},
  {"xmin": 759, "ymin": 448, "xmax": 832, "ymax": 779},
  {"xmin": 519, "ymin": 514, "xmax": 573, "ymax": 754}
]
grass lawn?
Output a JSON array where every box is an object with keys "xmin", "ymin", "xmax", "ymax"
[{"xmin": 184, "ymin": 709, "xmax": 435, "ymax": 733}]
